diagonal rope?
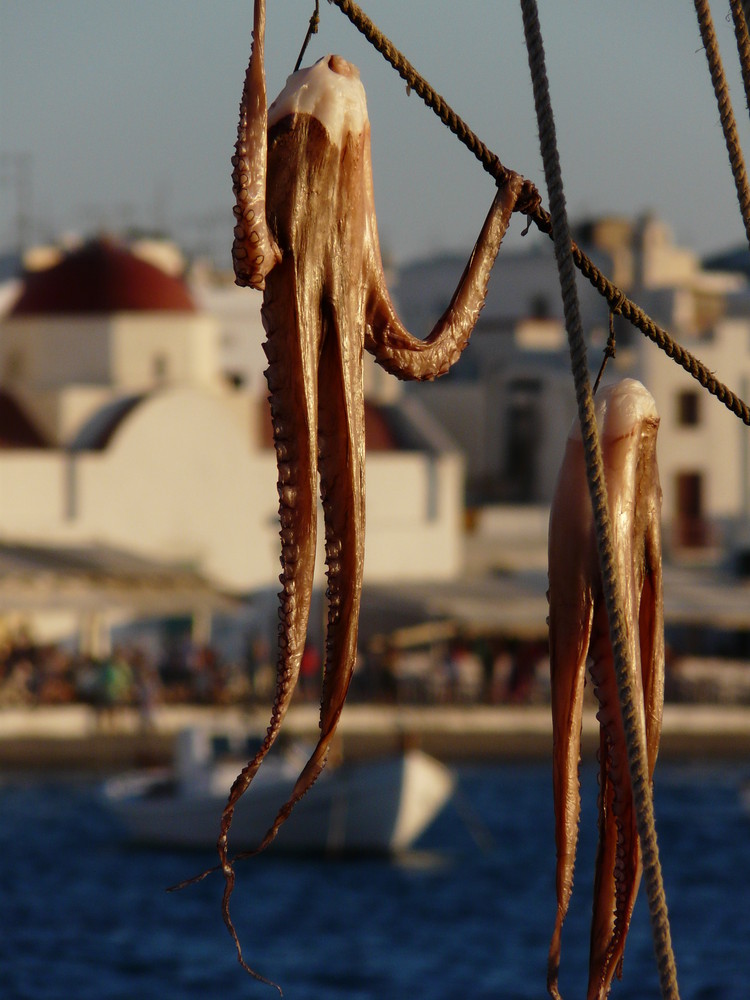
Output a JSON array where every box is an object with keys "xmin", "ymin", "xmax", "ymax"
[
  {"xmin": 729, "ymin": 0, "xmax": 750, "ymax": 119},
  {"xmin": 519, "ymin": 2, "xmax": 680, "ymax": 998},
  {"xmin": 695, "ymin": 0, "xmax": 750, "ymax": 251},
  {"xmin": 327, "ymin": 0, "xmax": 750, "ymax": 426},
  {"xmin": 327, "ymin": 0, "xmax": 540, "ymax": 214}
]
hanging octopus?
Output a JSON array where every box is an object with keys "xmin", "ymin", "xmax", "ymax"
[
  {"xmin": 213, "ymin": 0, "xmax": 522, "ymax": 980},
  {"xmin": 546, "ymin": 378, "xmax": 665, "ymax": 1000}
]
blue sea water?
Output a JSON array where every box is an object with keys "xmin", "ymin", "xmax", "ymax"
[{"xmin": 1, "ymin": 760, "xmax": 748, "ymax": 1000}]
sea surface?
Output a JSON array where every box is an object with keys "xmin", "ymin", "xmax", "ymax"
[{"xmin": 1, "ymin": 759, "xmax": 748, "ymax": 1000}]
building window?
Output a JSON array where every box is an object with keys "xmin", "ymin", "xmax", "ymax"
[
  {"xmin": 503, "ymin": 378, "xmax": 541, "ymax": 502},
  {"xmin": 529, "ymin": 293, "xmax": 550, "ymax": 318},
  {"xmin": 674, "ymin": 471, "xmax": 708, "ymax": 547},
  {"xmin": 676, "ymin": 390, "xmax": 700, "ymax": 427}
]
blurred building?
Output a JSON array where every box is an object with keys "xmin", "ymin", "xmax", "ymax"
[
  {"xmin": 395, "ymin": 214, "xmax": 750, "ymax": 563},
  {"xmin": 0, "ymin": 237, "xmax": 465, "ymax": 611}
]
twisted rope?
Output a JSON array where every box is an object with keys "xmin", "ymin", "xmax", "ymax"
[
  {"xmin": 568, "ymin": 236, "xmax": 750, "ymax": 423},
  {"xmin": 519, "ymin": 3, "xmax": 680, "ymax": 998},
  {"xmin": 695, "ymin": 0, "xmax": 750, "ymax": 251},
  {"xmin": 327, "ymin": 0, "xmax": 540, "ymax": 215},
  {"xmin": 327, "ymin": 0, "xmax": 750, "ymax": 426},
  {"xmin": 730, "ymin": 0, "xmax": 750, "ymax": 118}
]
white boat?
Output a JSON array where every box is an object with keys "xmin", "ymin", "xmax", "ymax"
[{"xmin": 103, "ymin": 728, "xmax": 455, "ymax": 854}]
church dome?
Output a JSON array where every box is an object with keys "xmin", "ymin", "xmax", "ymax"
[{"xmin": 8, "ymin": 238, "xmax": 196, "ymax": 317}]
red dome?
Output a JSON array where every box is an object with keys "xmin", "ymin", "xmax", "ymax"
[{"xmin": 9, "ymin": 239, "xmax": 196, "ymax": 316}]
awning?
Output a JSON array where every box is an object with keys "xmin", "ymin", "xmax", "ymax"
[{"xmin": 0, "ymin": 541, "xmax": 238, "ymax": 653}]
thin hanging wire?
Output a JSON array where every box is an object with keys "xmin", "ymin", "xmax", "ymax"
[
  {"xmin": 694, "ymin": 0, "xmax": 750, "ymax": 251},
  {"xmin": 519, "ymin": 2, "xmax": 680, "ymax": 998},
  {"xmin": 294, "ymin": 0, "xmax": 320, "ymax": 72},
  {"xmin": 592, "ymin": 312, "xmax": 617, "ymax": 396},
  {"xmin": 326, "ymin": 0, "xmax": 750, "ymax": 427}
]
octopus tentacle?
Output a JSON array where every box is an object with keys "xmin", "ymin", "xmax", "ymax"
[
  {"xmin": 639, "ymin": 464, "xmax": 666, "ymax": 768},
  {"xmin": 212, "ymin": 256, "xmax": 321, "ymax": 986},
  {"xmin": 363, "ymin": 173, "xmax": 523, "ymax": 381},
  {"xmin": 231, "ymin": 0, "xmax": 280, "ymax": 290},
  {"xmin": 589, "ymin": 724, "xmax": 617, "ymax": 994},
  {"xmin": 216, "ymin": 255, "xmax": 319, "ymax": 853},
  {"xmin": 546, "ymin": 379, "xmax": 664, "ymax": 1000},
  {"xmin": 587, "ymin": 602, "xmax": 641, "ymax": 999},
  {"xmin": 237, "ymin": 294, "xmax": 367, "ymax": 857},
  {"xmin": 546, "ymin": 428, "xmax": 596, "ymax": 1000},
  {"xmin": 316, "ymin": 297, "xmax": 366, "ymax": 755}
]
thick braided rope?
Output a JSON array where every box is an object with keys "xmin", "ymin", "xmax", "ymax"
[
  {"xmin": 519, "ymin": 3, "xmax": 681, "ymax": 998},
  {"xmin": 730, "ymin": 0, "xmax": 750, "ymax": 117},
  {"xmin": 535, "ymin": 207, "xmax": 750, "ymax": 422},
  {"xmin": 695, "ymin": 0, "xmax": 750, "ymax": 251},
  {"xmin": 327, "ymin": 0, "xmax": 750, "ymax": 426}
]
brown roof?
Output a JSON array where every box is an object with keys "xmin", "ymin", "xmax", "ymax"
[
  {"xmin": 9, "ymin": 238, "xmax": 196, "ymax": 317},
  {"xmin": 0, "ymin": 390, "xmax": 49, "ymax": 448}
]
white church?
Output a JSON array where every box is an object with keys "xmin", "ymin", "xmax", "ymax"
[{"xmin": 0, "ymin": 237, "xmax": 464, "ymax": 644}]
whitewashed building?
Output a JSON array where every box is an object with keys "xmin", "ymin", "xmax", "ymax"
[
  {"xmin": 0, "ymin": 237, "xmax": 465, "ymax": 610},
  {"xmin": 395, "ymin": 215, "xmax": 750, "ymax": 560}
]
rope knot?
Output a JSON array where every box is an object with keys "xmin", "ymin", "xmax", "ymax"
[
  {"xmin": 515, "ymin": 178, "xmax": 543, "ymax": 217},
  {"xmin": 609, "ymin": 289, "xmax": 627, "ymax": 316}
]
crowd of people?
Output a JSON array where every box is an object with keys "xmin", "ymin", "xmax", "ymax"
[
  {"xmin": 0, "ymin": 631, "xmax": 240, "ymax": 717},
  {"xmin": 0, "ymin": 627, "xmax": 552, "ymax": 717}
]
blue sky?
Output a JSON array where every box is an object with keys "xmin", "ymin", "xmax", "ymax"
[{"xmin": 3, "ymin": 1, "xmax": 750, "ymax": 266}]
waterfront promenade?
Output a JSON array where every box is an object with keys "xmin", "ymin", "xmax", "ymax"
[{"xmin": 2, "ymin": 702, "xmax": 750, "ymax": 772}]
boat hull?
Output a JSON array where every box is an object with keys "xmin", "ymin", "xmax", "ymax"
[{"xmin": 103, "ymin": 749, "xmax": 455, "ymax": 855}]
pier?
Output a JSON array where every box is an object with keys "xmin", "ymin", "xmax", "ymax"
[{"xmin": 2, "ymin": 702, "xmax": 750, "ymax": 772}]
